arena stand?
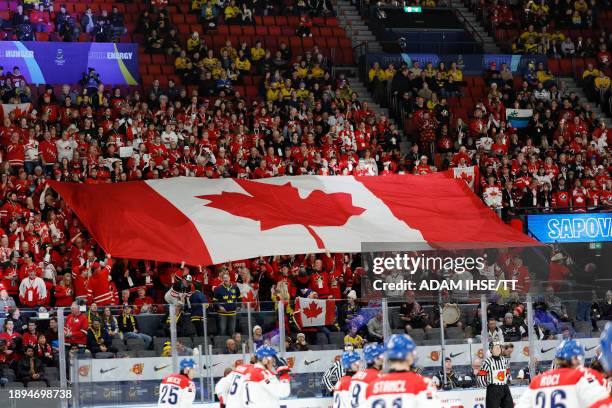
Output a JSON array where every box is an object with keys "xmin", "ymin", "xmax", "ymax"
[{"xmin": 0, "ymin": 0, "xmax": 609, "ymax": 406}]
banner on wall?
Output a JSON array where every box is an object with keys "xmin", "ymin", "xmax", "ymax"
[
  {"xmin": 74, "ymin": 338, "xmax": 600, "ymax": 382},
  {"xmin": 366, "ymin": 53, "xmax": 547, "ymax": 74},
  {"xmin": 528, "ymin": 213, "xmax": 612, "ymax": 243},
  {"xmin": 0, "ymin": 41, "xmax": 139, "ymax": 85}
]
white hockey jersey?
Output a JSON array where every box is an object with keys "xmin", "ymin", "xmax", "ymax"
[
  {"xmin": 243, "ymin": 363, "xmax": 291, "ymax": 408},
  {"xmin": 364, "ymin": 371, "xmax": 440, "ymax": 408},
  {"xmin": 158, "ymin": 373, "xmax": 196, "ymax": 408},
  {"xmin": 348, "ymin": 368, "xmax": 380, "ymax": 408},
  {"xmin": 223, "ymin": 363, "xmax": 253, "ymax": 408},
  {"xmin": 515, "ymin": 367, "xmax": 609, "ymax": 408},
  {"xmin": 333, "ymin": 375, "xmax": 353, "ymax": 408}
]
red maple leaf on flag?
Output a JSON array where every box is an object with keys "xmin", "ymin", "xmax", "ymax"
[
  {"xmin": 197, "ymin": 180, "xmax": 366, "ymax": 248},
  {"xmin": 458, "ymin": 172, "xmax": 473, "ymax": 184},
  {"xmin": 303, "ymin": 300, "xmax": 323, "ymax": 320}
]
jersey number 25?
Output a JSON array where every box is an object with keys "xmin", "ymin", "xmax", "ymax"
[{"xmin": 159, "ymin": 384, "xmax": 179, "ymax": 405}]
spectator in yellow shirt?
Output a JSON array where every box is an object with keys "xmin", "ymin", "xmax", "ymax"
[
  {"xmin": 234, "ymin": 51, "xmax": 251, "ymax": 74},
  {"xmin": 383, "ymin": 64, "xmax": 396, "ymax": 81},
  {"xmin": 250, "ymin": 41, "xmax": 265, "ymax": 62},
  {"xmin": 594, "ymin": 71, "xmax": 611, "ymax": 103},
  {"xmin": 368, "ymin": 62, "xmax": 384, "ymax": 82},
  {"xmin": 191, "ymin": 0, "xmax": 203, "ymax": 11},
  {"xmin": 175, "ymin": 50, "xmax": 192, "ymax": 71},
  {"xmin": 220, "ymin": 40, "xmax": 237, "ymax": 60},
  {"xmin": 224, "ymin": 0, "xmax": 240, "ymax": 24},
  {"xmin": 202, "ymin": 49, "xmax": 219, "ymax": 70},
  {"xmin": 519, "ymin": 25, "xmax": 540, "ymax": 53},
  {"xmin": 448, "ymin": 62, "xmax": 463, "ymax": 83},
  {"xmin": 582, "ymin": 63, "xmax": 600, "ymax": 80},
  {"xmin": 423, "ymin": 62, "xmax": 437, "ymax": 77},
  {"xmin": 266, "ymin": 83, "xmax": 281, "ymax": 102},
  {"xmin": 536, "ymin": 62, "xmax": 554, "ymax": 86},
  {"xmin": 296, "ymin": 82, "xmax": 310, "ymax": 100},
  {"xmin": 343, "ymin": 326, "xmax": 365, "ymax": 349},
  {"xmin": 574, "ymin": 0, "xmax": 588, "ymax": 13},
  {"xmin": 295, "ymin": 61, "xmax": 309, "ymax": 78},
  {"xmin": 187, "ymin": 32, "xmax": 201, "ymax": 54},
  {"xmin": 311, "ymin": 63, "xmax": 325, "ymax": 78}
]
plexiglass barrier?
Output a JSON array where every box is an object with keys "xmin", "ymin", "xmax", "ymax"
[{"xmin": 0, "ymin": 242, "xmax": 607, "ymax": 406}]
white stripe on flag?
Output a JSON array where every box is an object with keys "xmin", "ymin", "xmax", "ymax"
[{"xmin": 145, "ymin": 176, "xmax": 426, "ymax": 264}]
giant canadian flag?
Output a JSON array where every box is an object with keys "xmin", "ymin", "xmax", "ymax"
[{"xmin": 49, "ymin": 175, "xmax": 536, "ymax": 265}]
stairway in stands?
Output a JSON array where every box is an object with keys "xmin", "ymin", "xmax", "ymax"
[
  {"xmin": 335, "ymin": 0, "xmax": 383, "ymax": 53},
  {"xmin": 561, "ymin": 77, "xmax": 612, "ymax": 127},
  {"xmin": 454, "ymin": 2, "xmax": 501, "ymax": 53}
]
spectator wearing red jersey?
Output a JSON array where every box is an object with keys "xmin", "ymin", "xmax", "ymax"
[
  {"xmin": 18, "ymin": 251, "xmax": 42, "ymax": 281},
  {"xmin": 39, "ymin": 130, "xmax": 58, "ymax": 174},
  {"xmin": 19, "ymin": 263, "xmax": 46, "ymax": 308},
  {"xmin": 64, "ymin": 302, "xmax": 88, "ymax": 347},
  {"xmin": 133, "ymin": 287, "xmax": 154, "ymax": 314},
  {"xmin": 552, "ymin": 178, "xmax": 571, "ymax": 210},
  {"xmin": 570, "ymin": 179, "xmax": 588, "ymax": 212},
  {"xmin": 413, "ymin": 155, "xmax": 434, "ymax": 175},
  {"xmin": 6, "ymin": 132, "xmax": 25, "ymax": 171},
  {"xmin": 22, "ymin": 321, "xmax": 40, "ymax": 347},
  {"xmin": 507, "ymin": 256, "xmax": 530, "ymax": 293},
  {"xmin": 89, "ymin": 254, "xmax": 114, "ymax": 306},
  {"xmin": 0, "ymin": 320, "xmax": 20, "ymax": 364},
  {"xmin": 54, "ymin": 273, "xmax": 74, "ymax": 307},
  {"xmin": 597, "ymin": 44, "xmax": 611, "ymax": 69}
]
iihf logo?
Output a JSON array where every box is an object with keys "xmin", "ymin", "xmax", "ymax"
[{"xmin": 55, "ymin": 49, "xmax": 65, "ymax": 66}]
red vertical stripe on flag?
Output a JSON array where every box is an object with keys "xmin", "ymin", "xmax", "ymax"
[
  {"xmin": 49, "ymin": 181, "xmax": 213, "ymax": 265},
  {"xmin": 356, "ymin": 175, "xmax": 535, "ymax": 246},
  {"xmin": 325, "ymin": 299, "xmax": 336, "ymax": 325}
]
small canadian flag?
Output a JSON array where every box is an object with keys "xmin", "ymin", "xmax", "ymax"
[
  {"xmin": 453, "ymin": 166, "xmax": 478, "ymax": 192},
  {"xmin": 294, "ymin": 297, "xmax": 336, "ymax": 327}
]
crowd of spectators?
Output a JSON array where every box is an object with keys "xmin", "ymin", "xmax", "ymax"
[
  {"xmin": 0, "ymin": 2, "xmax": 127, "ymax": 42},
  {"xmin": 190, "ymin": 0, "xmax": 334, "ymax": 27},
  {"xmin": 367, "ymin": 56, "xmax": 611, "ymax": 216},
  {"xmin": 478, "ymin": 0, "xmax": 612, "ymax": 64},
  {"xmin": 0, "ymin": 0, "xmax": 608, "ymax": 374}
]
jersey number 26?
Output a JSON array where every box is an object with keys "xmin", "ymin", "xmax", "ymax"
[{"xmin": 535, "ymin": 390, "xmax": 567, "ymax": 408}]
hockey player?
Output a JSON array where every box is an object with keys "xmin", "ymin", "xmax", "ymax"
[
  {"xmin": 515, "ymin": 338, "xmax": 609, "ymax": 408},
  {"xmin": 243, "ymin": 345, "xmax": 291, "ymax": 408},
  {"xmin": 589, "ymin": 322, "xmax": 612, "ymax": 408},
  {"xmin": 214, "ymin": 367, "xmax": 234, "ymax": 408},
  {"xmin": 158, "ymin": 359, "xmax": 196, "ymax": 408},
  {"xmin": 348, "ymin": 343, "xmax": 384, "ymax": 408},
  {"xmin": 333, "ymin": 350, "xmax": 362, "ymax": 408},
  {"xmin": 222, "ymin": 360, "xmax": 254, "ymax": 408},
  {"xmin": 364, "ymin": 334, "xmax": 440, "ymax": 408}
]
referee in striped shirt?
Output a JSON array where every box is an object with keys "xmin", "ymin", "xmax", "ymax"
[
  {"xmin": 322, "ymin": 358, "xmax": 343, "ymax": 395},
  {"xmin": 478, "ymin": 341, "xmax": 513, "ymax": 408}
]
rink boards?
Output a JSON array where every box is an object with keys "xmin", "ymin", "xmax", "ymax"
[{"xmin": 73, "ymin": 338, "xmax": 600, "ymax": 382}]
